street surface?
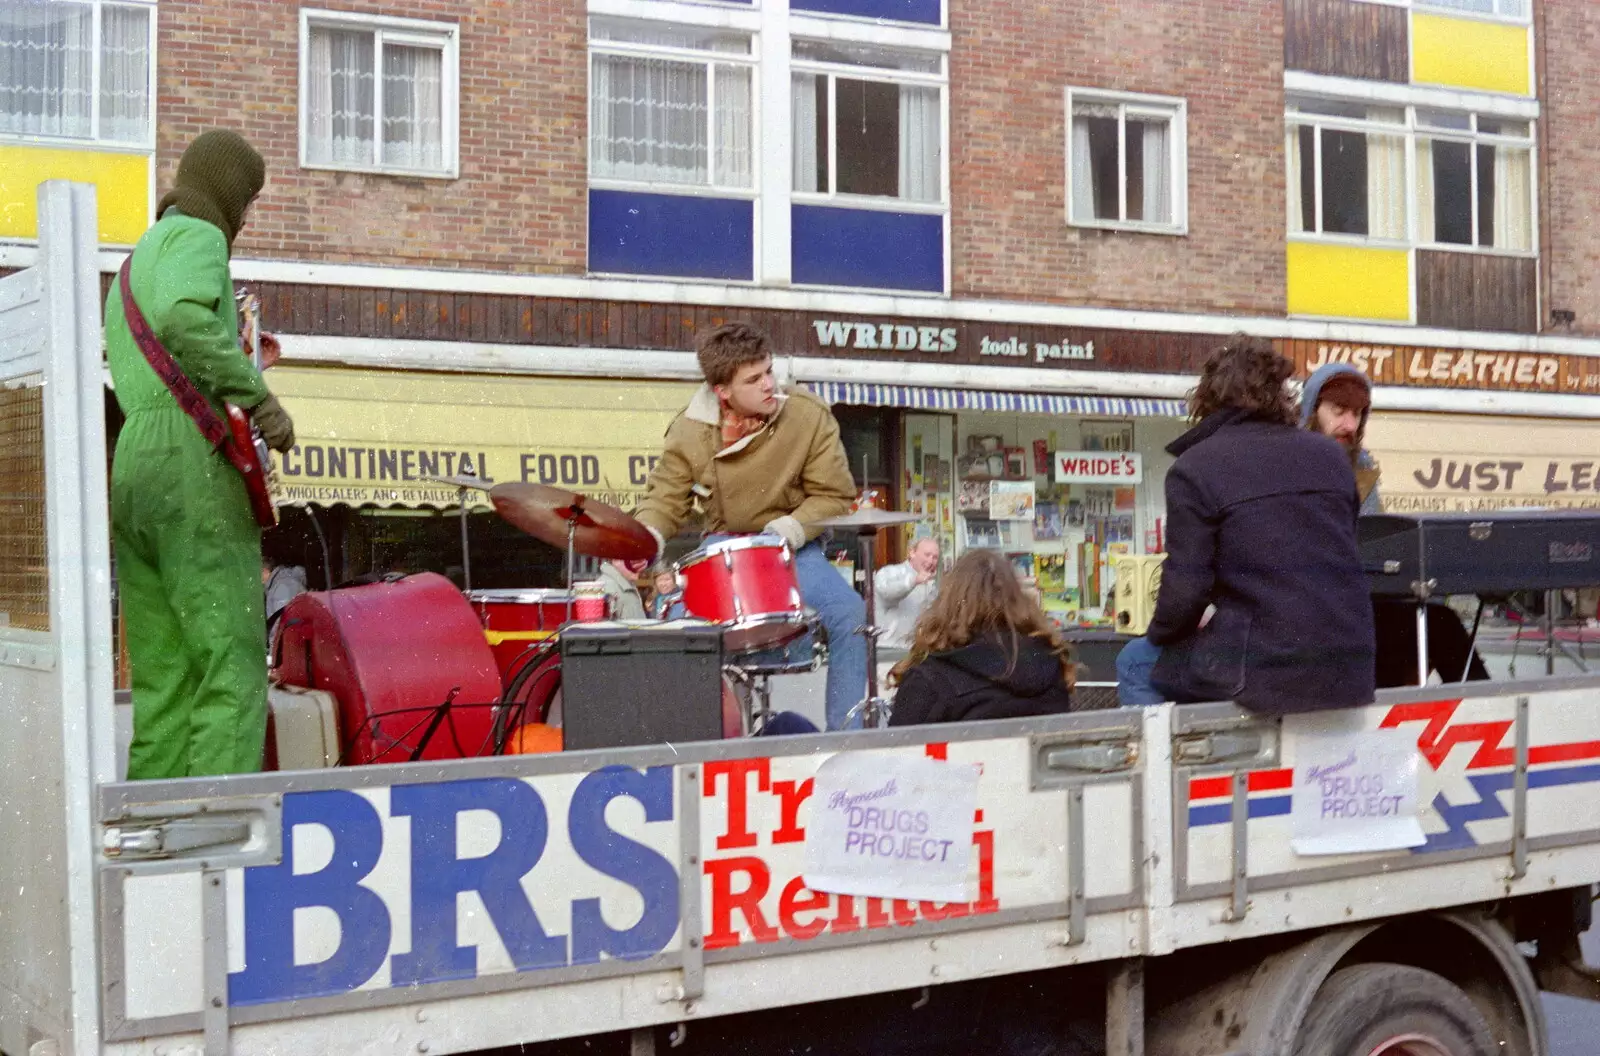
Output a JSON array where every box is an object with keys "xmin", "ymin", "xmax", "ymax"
[{"xmin": 1545, "ymin": 923, "xmax": 1600, "ymax": 1055}]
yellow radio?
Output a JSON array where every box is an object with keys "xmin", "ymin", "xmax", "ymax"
[{"xmin": 1113, "ymin": 554, "xmax": 1166, "ymax": 636}]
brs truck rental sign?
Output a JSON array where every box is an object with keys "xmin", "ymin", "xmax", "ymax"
[{"xmin": 114, "ymin": 738, "xmax": 1128, "ymax": 1023}]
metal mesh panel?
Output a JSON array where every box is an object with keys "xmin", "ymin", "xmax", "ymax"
[{"xmin": 0, "ymin": 385, "xmax": 47, "ymax": 631}]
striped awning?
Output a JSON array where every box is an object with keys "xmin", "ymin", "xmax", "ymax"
[{"xmin": 807, "ymin": 381, "xmax": 1188, "ymax": 418}]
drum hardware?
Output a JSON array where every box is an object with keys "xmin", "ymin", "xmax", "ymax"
[
  {"xmin": 725, "ymin": 623, "xmax": 823, "ymax": 735},
  {"xmin": 426, "ymin": 474, "xmax": 493, "ymax": 592},
  {"xmin": 809, "ymin": 507, "xmax": 925, "ymax": 729}
]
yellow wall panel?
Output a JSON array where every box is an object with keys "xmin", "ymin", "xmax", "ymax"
[
  {"xmin": 1287, "ymin": 242, "xmax": 1411, "ymax": 322},
  {"xmin": 0, "ymin": 144, "xmax": 149, "ymax": 244},
  {"xmin": 1412, "ymin": 12, "xmax": 1531, "ymax": 96}
]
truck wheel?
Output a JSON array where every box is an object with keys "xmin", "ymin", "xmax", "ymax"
[{"xmin": 1292, "ymin": 963, "xmax": 1497, "ymax": 1056}]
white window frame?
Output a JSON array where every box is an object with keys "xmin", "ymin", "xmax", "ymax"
[
  {"xmin": 1414, "ymin": 112, "xmax": 1536, "ymax": 255},
  {"xmin": 788, "ymin": 45, "xmax": 948, "ymax": 215},
  {"xmin": 1352, "ymin": 0, "xmax": 1530, "ymax": 26},
  {"xmin": 1285, "ymin": 103, "xmax": 1410, "ymax": 247},
  {"xmin": 0, "ymin": 0, "xmax": 158, "ymax": 150},
  {"xmin": 297, "ymin": 9, "xmax": 461, "ymax": 180},
  {"xmin": 1286, "ymin": 96, "xmax": 1537, "ymax": 259},
  {"xmin": 586, "ymin": 17, "xmax": 760, "ymax": 198},
  {"xmin": 1064, "ymin": 87, "xmax": 1189, "ymax": 237}
]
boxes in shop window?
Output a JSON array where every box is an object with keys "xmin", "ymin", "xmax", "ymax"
[{"xmin": 1113, "ymin": 554, "xmax": 1167, "ymax": 637}]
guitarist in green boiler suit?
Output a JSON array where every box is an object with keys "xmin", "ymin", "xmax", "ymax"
[{"xmin": 104, "ymin": 131, "xmax": 296, "ymax": 779}]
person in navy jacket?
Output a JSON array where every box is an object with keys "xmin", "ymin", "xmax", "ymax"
[{"xmin": 1117, "ymin": 336, "xmax": 1376, "ymax": 714}]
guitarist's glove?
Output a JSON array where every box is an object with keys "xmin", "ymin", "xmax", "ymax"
[{"xmin": 251, "ymin": 394, "xmax": 296, "ymax": 453}]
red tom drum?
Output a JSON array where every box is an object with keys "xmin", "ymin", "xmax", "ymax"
[
  {"xmin": 467, "ymin": 589, "xmax": 610, "ymax": 682},
  {"xmin": 675, "ymin": 537, "xmax": 807, "ymax": 655}
]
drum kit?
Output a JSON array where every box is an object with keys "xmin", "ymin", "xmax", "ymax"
[{"xmin": 440, "ymin": 477, "xmax": 924, "ymax": 740}]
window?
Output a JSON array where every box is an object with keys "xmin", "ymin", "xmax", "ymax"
[
  {"xmin": 589, "ymin": 21, "xmax": 754, "ymax": 191},
  {"xmin": 1415, "ymin": 0, "xmax": 1528, "ymax": 20},
  {"xmin": 1066, "ymin": 90, "xmax": 1186, "ymax": 234},
  {"xmin": 300, "ymin": 11, "xmax": 458, "ymax": 177},
  {"xmin": 1287, "ymin": 101, "xmax": 1407, "ymax": 241},
  {"xmin": 1286, "ymin": 98, "xmax": 1535, "ymax": 254},
  {"xmin": 1416, "ymin": 111, "xmax": 1533, "ymax": 252},
  {"xmin": 791, "ymin": 41, "xmax": 944, "ymax": 204},
  {"xmin": 0, "ymin": 0, "xmax": 152, "ymax": 144}
]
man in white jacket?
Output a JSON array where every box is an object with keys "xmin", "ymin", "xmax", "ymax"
[{"xmin": 874, "ymin": 537, "xmax": 940, "ymax": 649}]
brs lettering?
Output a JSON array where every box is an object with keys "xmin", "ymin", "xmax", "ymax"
[{"xmin": 229, "ymin": 768, "xmax": 679, "ymax": 1005}]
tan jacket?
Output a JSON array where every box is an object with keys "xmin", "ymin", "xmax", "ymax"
[{"xmin": 635, "ymin": 385, "xmax": 856, "ymax": 547}]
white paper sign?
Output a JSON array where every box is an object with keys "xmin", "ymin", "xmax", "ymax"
[
  {"xmin": 802, "ymin": 752, "xmax": 979, "ymax": 903},
  {"xmin": 1055, "ymin": 451, "xmax": 1143, "ymax": 484},
  {"xmin": 1291, "ymin": 728, "xmax": 1427, "ymax": 856}
]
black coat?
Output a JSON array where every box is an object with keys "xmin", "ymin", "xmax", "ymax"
[
  {"xmin": 889, "ymin": 632, "xmax": 1075, "ymax": 727},
  {"xmin": 1148, "ymin": 409, "xmax": 1376, "ymax": 714}
]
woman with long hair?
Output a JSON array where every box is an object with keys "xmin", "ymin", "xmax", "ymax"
[{"xmin": 887, "ymin": 549, "xmax": 1075, "ymax": 726}]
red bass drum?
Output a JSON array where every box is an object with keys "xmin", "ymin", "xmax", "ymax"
[{"xmin": 271, "ymin": 573, "xmax": 501, "ymax": 765}]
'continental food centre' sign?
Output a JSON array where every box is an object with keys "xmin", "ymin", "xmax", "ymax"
[{"xmin": 264, "ymin": 366, "xmax": 695, "ymax": 509}]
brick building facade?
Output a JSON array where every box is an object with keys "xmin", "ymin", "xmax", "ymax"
[
  {"xmin": 1539, "ymin": 0, "xmax": 1600, "ymax": 338},
  {"xmin": 950, "ymin": 0, "xmax": 1288, "ymax": 314},
  {"xmin": 5, "ymin": 0, "xmax": 1600, "ymax": 613}
]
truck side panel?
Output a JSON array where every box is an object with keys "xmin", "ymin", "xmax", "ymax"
[
  {"xmin": 98, "ymin": 716, "xmax": 1145, "ymax": 1054},
  {"xmin": 0, "ymin": 183, "xmax": 115, "ymax": 1056},
  {"xmin": 1162, "ymin": 679, "xmax": 1600, "ymax": 951},
  {"xmin": 1, "ymin": 664, "xmax": 73, "ymax": 1056}
]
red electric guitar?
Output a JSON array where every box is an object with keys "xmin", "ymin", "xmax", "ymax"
[
  {"xmin": 231, "ymin": 291, "xmax": 279, "ymax": 528},
  {"xmin": 115, "ymin": 259, "xmax": 279, "ymax": 529}
]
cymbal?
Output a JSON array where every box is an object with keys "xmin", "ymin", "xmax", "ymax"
[
  {"xmin": 810, "ymin": 508, "xmax": 925, "ymax": 530},
  {"xmin": 426, "ymin": 474, "xmax": 494, "ymax": 490},
  {"xmin": 489, "ymin": 482, "xmax": 657, "ymax": 561}
]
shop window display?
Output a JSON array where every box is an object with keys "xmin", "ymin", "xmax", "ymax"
[{"xmin": 930, "ymin": 413, "xmax": 1184, "ymax": 628}]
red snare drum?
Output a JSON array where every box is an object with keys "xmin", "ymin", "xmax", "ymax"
[
  {"xmin": 676, "ymin": 537, "xmax": 807, "ymax": 655},
  {"xmin": 467, "ymin": 589, "xmax": 610, "ymax": 681}
]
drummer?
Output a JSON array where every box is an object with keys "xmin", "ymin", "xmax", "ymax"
[{"xmin": 634, "ymin": 323, "xmax": 867, "ymax": 730}]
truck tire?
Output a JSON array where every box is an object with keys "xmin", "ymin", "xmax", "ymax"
[{"xmin": 1292, "ymin": 963, "xmax": 1498, "ymax": 1056}]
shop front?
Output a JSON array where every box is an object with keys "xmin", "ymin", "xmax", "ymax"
[
  {"xmin": 263, "ymin": 365, "xmax": 696, "ymax": 591},
  {"xmin": 807, "ymin": 382, "xmax": 1187, "ymax": 623},
  {"xmin": 1279, "ymin": 337, "xmax": 1600, "ymax": 516},
  {"xmin": 1365, "ymin": 411, "xmax": 1600, "ymax": 514},
  {"xmin": 231, "ymin": 279, "xmax": 1600, "ymax": 640}
]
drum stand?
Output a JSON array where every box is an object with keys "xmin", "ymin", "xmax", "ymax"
[{"xmin": 726, "ymin": 633, "xmax": 821, "ymax": 735}]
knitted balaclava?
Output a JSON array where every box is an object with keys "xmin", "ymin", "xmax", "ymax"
[{"xmin": 155, "ymin": 130, "xmax": 265, "ymax": 250}]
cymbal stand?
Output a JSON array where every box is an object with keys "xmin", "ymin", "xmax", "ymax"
[
  {"xmin": 562, "ymin": 496, "xmax": 586, "ymax": 625},
  {"xmin": 844, "ymin": 525, "xmax": 891, "ymax": 728},
  {"xmin": 454, "ymin": 483, "xmax": 473, "ymax": 592}
]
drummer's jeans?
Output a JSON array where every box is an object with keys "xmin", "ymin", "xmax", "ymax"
[{"xmin": 708, "ymin": 535, "xmax": 868, "ymax": 731}]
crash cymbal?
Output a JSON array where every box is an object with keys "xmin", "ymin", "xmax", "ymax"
[
  {"xmin": 426, "ymin": 474, "xmax": 494, "ymax": 490},
  {"xmin": 809, "ymin": 508, "xmax": 925, "ymax": 530},
  {"xmin": 489, "ymin": 482, "xmax": 657, "ymax": 561}
]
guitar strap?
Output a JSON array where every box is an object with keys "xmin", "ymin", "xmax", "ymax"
[{"xmin": 116, "ymin": 256, "xmax": 254, "ymax": 481}]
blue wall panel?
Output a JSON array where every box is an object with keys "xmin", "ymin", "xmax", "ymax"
[
  {"xmin": 792, "ymin": 205, "xmax": 944, "ymax": 293},
  {"xmin": 791, "ymin": 0, "xmax": 939, "ymax": 24},
  {"xmin": 589, "ymin": 190, "xmax": 753, "ymax": 281}
]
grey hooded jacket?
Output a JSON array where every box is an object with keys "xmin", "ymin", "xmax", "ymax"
[{"xmin": 1300, "ymin": 362, "xmax": 1382, "ymax": 516}]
